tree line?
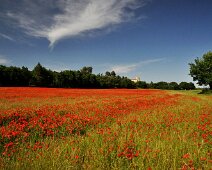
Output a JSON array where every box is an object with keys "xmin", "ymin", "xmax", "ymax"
[
  {"xmin": 136, "ymin": 81, "xmax": 195, "ymax": 90},
  {"xmin": 0, "ymin": 63, "xmax": 135, "ymax": 88},
  {"xmin": 0, "ymin": 62, "xmax": 195, "ymax": 90}
]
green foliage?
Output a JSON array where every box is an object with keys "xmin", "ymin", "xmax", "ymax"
[
  {"xmin": 136, "ymin": 81, "xmax": 148, "ymax": 89},
  {"xmin": 179, "ymin": 82, "xmax": 195, "ymax": 90},
  {"xmin": 0, "ymin": 65, "xmax": 31, "ymax": 86},
  {"xmin": 30, "ymin": 63, "xmax": 53, "ymax": 87},
  {"xmin": 80, "ymin": 66, "xmax": 93, "ymax": 74},
  {"xmin": 0, "ymin": 63, "xmax": 196, "ymax": 90},
  {"xmin": 169, "ymin": 82, "xmax": 180, "ymax": 90},
  {"xmin": 0, "ymin": 63, "xmax": 135, "ymax": 88},
  {"xmin": 199, "ymin": 89, "xmax": 212, "ymax": 94},
  {"xmin": 189, "ymin": 51, "xmax": 212, "ymax": 89},
  {"xmin": 141, "ymin": 81, "xmax": 194, "ymax": 90},
  {"xmin": 153, "ymin": 81, "xmax": 169, "ymax": 89}
]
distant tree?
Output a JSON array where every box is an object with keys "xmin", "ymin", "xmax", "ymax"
[
  {"xmin": 136, "ymin": 81, "xmax": 148, "ymax": 89},
  {"xmin": 0, "ymin": 65, "xmax": 32, "ymax": 86},
  {"xmin": 81, "ymin": 73, "xmax": 90, "ymax": 87},
  {"xmin": 179, "ymin": 82, "xmax": 188, "ymax": 90},
  {"xmin": 74, "ymin": 71, "xmax": 82, "ymax": 87},
  {"xmin": 21, "ymin": 66, "xmax": 32, "ymax": 86},
  {"xmin": 188, "ymin": 82, "xmax": 196, "ymax": 90},
  {"xmin": 148, "ymin": 81, "xmax": 154, "ymax": 89},
  {"xmin": 189, "ymin": 51, "xmax": 212, "ymax": 90},
  {"xmin": 0, "ymin": 65, "xmax": 7, "ymax": 86},
  {"xmin": 57, "ymin": 70, "xmax": 75, "ymax": 88},
  {"xmin": 105, "ymin": 71, "xmax": 111, "ymax": 76},
  {"xmin": 30, "ymin": 63, "xmax": 53, "ymax": 87},
  {"xmin": 110, "ymin": 71, "xmax": 116, "ymax": 77},
  {"xmin": 52, "ymin": 71, "xmax": 60, "ymax": 87},
  {"xmin": 0, "ymin": 63, "xmax": 140, "ymax": 89},
  {"xmin": 120, "ymin": 77, "xmax": 135, "ymax": 89},
  {"xmin": 169, "ymin": 82, "xmax": 180, "ymax": 90},
  {"xmin": 96, "ymin": 74, "xmax": 105, "ymax": 88},
  {"xmin": 105, "ymin": 76, "xmax": 113, "ymax": 88},
  {"xmin": 114, "ymin": 75, "xmax": 121, "ymax": 88},
  {"xmin": 154, "ymin": 81, "xmax": 169, "ymax": 89},
  {"xmin": 179, "ymin": 82, "xmax": 195, "ymax": 90},
  {"xmin": 80, "ymin": 66, "xmax": 92, "ymax": 74}
]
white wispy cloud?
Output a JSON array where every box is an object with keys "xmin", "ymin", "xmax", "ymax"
[
  {"xmin": 4, "ymin": 0, "xmax": 146, "ymax": 47},
  {"xmin": 0, "ymin": 33, "xmax": 15, "ymax": 41},
  {"xmin": 111, "ymin": 58, "xmax": 165, "ymax": 74},
  {"xmin": 0, "ymin": 55, "xmax": 10, "ymax": 65}
]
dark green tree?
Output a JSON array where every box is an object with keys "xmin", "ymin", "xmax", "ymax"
[
  {"xmin": 30, "ymin": 63, "xmax": 53, "ymax": 87},
  {"xmin": 148, "ymin": 81, "xmax": 154, "ymax": 89},
  {"xmin": 105, "ymin": 71, "xmax": 111, "ymax": 76},
  {"xmin": 57, "ymin": 70, "xmax": 75, "ymax": 88},
  {"xmin": 136, "ymin": 81, "xmax": 148, "ymax": 89},
  {"xmin": 0, "ymin": 65, "xmax": 9, "ymax": 86},
  {"xmin": 21, "ymin": 66, "xmax": 32, "ymax": 86},
  {"xmin": 189, "ymin": 51, "xmax": 212, "ymax": 90},
  {"xmin": 179, "ymin": 82, "xmax": 195, "ymax": 90},
  {"xmin": 110, "ymin": 71, "xmax": 116, "ymax": 77},
  {"xmin": 169, "ymin": 82, "xmax": 179, "ymax": 90},
  {"xmin": 80, "ymin": 66, "xmax": 92, "ymax": 74},
  {"xmin": 154, "ymin": 81, "xmax": 169, "ymax": 89},
  {"xmin": 188, "ymin": 82, "xmax": 195, "ymax": 90}
]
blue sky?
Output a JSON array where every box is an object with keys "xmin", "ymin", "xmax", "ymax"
[{"xmin": 0, "ymin": 0, "xmax": 212, "ymax": 83}]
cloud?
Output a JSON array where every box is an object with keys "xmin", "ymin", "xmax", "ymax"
[
  {"xmin": 3, "ymin": 0, "xmax": 146, "ymax": 47},
  {"xmin": 0, "ymin": 55, "xmax": 10, "ymax": 65},
  {"xmin": 0, "ymin": 33, "xmax": 15, "ymax": 41},
  {"xmin": 111, "ymin": 63, "xmax": 137, "ymax": 74},
  {"xmin": 111, "ymin": 58, "xmax": 165, "ymax": 74}
]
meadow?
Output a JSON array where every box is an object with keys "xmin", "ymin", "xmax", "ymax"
[{"xmin": 0, "ymin": 88, "xmax": 211, "ymax": 170}]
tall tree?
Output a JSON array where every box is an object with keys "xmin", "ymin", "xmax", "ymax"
[
  {"xmin": 21, "ymin": 66, "xmax": 32, "ymax": 86},
  {"xmin": 80, "ymin": 67, "xmax": 92, "ymax": 74},
  {"xmin": 110, "ymin": 71, "xmax": 116, "ymax": 77},
  {"xmin": 30, "ymin": 63, "xmax": 53, "ymax": 87},
  {"xmin": 0, "ymin": 65, "xmax": 7, "ymax": 86},
  {"xmin": 169, "ymin": 82, "xmax": 179, "ymax": 90},
  {"xmin": 105, "ymin": 71, "xmax": 111, "ymax": 76},
  {"xmin": 136, "ymin": 81, "xmax": 148, "ymax": 89},
  {"xmin": 189, "ymin": 51, "xmax": 212, "ymax": 89}
]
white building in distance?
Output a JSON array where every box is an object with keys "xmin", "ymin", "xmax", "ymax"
[{"xmin": 131, "ymin": 77, "xmax": 140, "ymax": 83}]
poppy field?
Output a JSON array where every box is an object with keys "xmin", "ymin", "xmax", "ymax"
[{"xmin": 0, "ymin": 87, "xmax": 211, "ymax": 169}]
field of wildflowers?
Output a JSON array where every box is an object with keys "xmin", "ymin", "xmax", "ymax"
[{"xmin": 0, "ymin": 87, "xmax": 211, "ymax": 169}]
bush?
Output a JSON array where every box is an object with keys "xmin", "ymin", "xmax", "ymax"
[{"xmin": 199, "ymin": 89, "xmax": 212, "ymax": 94}]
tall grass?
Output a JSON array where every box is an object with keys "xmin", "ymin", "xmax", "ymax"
[{"xmin": 0, "ymin": 88, "xmax": 211, "ymax": 169}]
